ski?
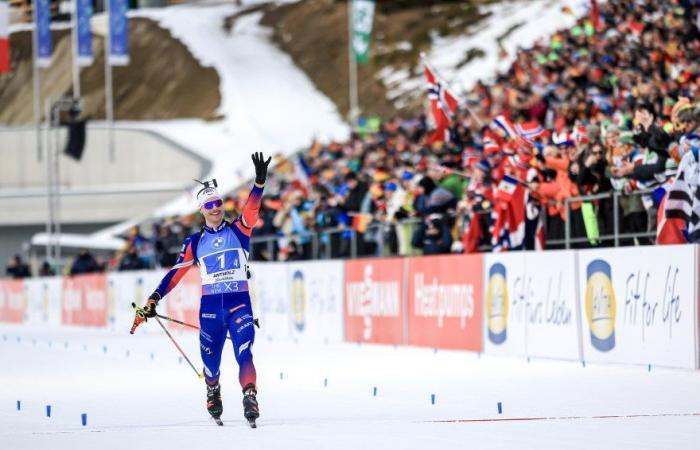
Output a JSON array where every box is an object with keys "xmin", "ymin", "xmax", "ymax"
[{"xmin": 212, "ymin": 417, "xmax": 223, "ymax": 426}]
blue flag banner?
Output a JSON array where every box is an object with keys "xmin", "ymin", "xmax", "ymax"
[
  {"xmin": 35, "ymin": 0, "xmax": 52, "ymax": 67},
  {"xmin": 76, "ymin": 0, "xmax": 93, "ymax": 66},
  {"xmin": 109, "ymin": 0, "xmax": 129, "ymax": 66}
]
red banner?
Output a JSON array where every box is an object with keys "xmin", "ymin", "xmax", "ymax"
[
  {"xmin": 344, "ymin": 258, "xmax": 404, "ymax": 345},
  {"xmin": 407, "ymin": 254, "xmax": 483, "ymax": 350},
  {"xmin": 62, "ymin": 274, "xmax": 108, "ymax": 326},
  {"xmin": 0, "ymin": 279, "xmax": 25, "ymax": 323},
  {"xmin": 164, "ymin": 269, "xmax": 201, "ymax": 332}
]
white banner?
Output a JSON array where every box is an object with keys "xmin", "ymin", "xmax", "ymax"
[
  {"xmin": 524, "ymin": 250, "xmax": 581, "ymax": 360},
  {"xmin": 108, "ymin": 270, "xmax": 166, "ymax": 334},
  {"xmin": 249, "ymin": 262, "xmax": 291, "ymax": 342},
  {"xmin": 577, "ymin": 245, "xmax": 697, "ymax": 368},
  {"xmin": 286, "ymin": 261, "xmax": 344, "ymax": 344},
  {"xmin": 483, "ymin": 253, "xmax": 527, "ymax": 357},
  {"xmin": 23, "ymin": 277, "xmax": 62, "ymax": 326}
]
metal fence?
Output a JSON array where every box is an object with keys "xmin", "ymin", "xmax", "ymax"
[{"xmin": 250, "ymin": 188, "xmax": 661, "ymax": 261}]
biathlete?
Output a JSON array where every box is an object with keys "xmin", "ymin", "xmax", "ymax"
[{"xmin": 134, "ymin": 151, "xmax": 271, "ymax": 427}]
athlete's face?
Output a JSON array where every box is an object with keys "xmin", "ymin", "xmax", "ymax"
[{"xmin": 201, "ymin": 198, "xmax": 224, "ymax": 226}]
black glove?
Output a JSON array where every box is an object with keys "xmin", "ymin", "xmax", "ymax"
[
  {"xmin": 252, "ymin": 152, "xmax": 272, "ymax": 185},
  {"xmin": 143, "ymin": 292, "xmax": 160, "ymax": 318}
]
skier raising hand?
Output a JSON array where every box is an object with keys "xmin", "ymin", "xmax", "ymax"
[{"xmin": 140, "ymin": 152, "xmax": 271, "ymax": 427}]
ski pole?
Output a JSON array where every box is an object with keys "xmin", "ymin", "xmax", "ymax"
[
  {"xmin": 154, "ymin": 315, "xmax": 204, "ymax": 379},
  {"xmin": 155, "ymin": 314, "xmax": 230, "ymax": 341}
]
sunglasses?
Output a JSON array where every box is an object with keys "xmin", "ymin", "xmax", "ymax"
[{"xmin": 203, "ymin": 199, "xmax": 223, "ymax": 210}]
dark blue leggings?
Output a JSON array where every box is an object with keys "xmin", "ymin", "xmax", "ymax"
[{"xmin": 199, "ymin": 292, "xmax": 256, "ymax": 388}]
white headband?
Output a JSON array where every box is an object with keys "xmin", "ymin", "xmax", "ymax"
[{"xmin": 197, "ymin": 187, "xmax": 222, "ymax": 208}]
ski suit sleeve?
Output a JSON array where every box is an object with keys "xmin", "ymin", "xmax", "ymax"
[
  {"xmin": 152, "ymin": 235, "xmax": 196, "ymax": 299},
  {"xmin": 234, "ymin": 183, "xmax": 265, "ymax": 237}
]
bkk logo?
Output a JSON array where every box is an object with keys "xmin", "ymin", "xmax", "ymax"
[
  {"xmin": 290, "ymin": 270, "xmax": 306, "ymax": 332},
  {"xmin": 585, "ymin": 259, "xmax": 616, "ymax": 352},
  {"xmin": 485, "ymin": 263, "xmax": 508, "ymax": 344}
]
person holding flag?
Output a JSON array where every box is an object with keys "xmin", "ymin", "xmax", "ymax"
[{"xmin": 132, "ymin": 152, "xmax": 271, "ymax": 428}]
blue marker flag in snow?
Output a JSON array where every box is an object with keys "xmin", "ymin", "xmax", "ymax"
[
  {"xmin": 109, "ymin": 0, "xmax": 129, "ymax": 66},
  {"xmin": 76, "ymin": 0, "xmax": 93, "ymax": 66},
  {"xmin": 35, "ymin": 0, "xmax": 52, "ymax": 67}
]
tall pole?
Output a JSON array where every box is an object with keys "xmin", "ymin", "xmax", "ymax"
[
  {"xmin": 105, "ymin": 0, "xmax": 115, "ymax": 162},
  {"xmin": 32, "ymin": 11, "xmax": 43, "ymax": 162},
  {"xmin": 70, "ymin": 0, "xmax": 80, "ymax": 99},
  {"xmin": 44, "ymin": 98, "xmax": 53, "ymax": 265},
  {"xmin": 53, "ymin": 106, "xmax": 62, "ymax": 271},
  {"xmin": 347, "ymin": 0, "xmax": 358, "ymax": 127}
]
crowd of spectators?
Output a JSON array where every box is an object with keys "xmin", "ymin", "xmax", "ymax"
[{"xmin": 6, "ymin": 0, "xmax": 700, "ymax": 275}]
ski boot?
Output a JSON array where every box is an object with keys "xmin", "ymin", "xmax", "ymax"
[
  {"xmin": 242, "ymin": 383, "xmax": 259, "ymax": 428},
  {"xmin": 206, "ymin": 381, "xmax": 223, "ymax": 426}
]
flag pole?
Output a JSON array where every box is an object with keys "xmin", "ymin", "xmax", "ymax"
[
  {"xmin": 347, "ymin": 0, "xmax": 359, "ymax": 127},
  {"xmin": 70, "ymin": 0, "xmax": 80, "ymax": 99},
  {"xmin": 32, "ymin": 6, "xmax": 43, "ymax": 162},
  {"xmin": 105, "ymin": 0, "xmax": 115, "ymax": 162}
]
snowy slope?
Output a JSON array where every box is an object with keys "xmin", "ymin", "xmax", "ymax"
[
  {"xmin": 2, "ymin": 324, "xmax": 700, "ymax": 450},
  {"xmin": 127, "ymin": 2, "xmax": 350, "ymax": 216},
  {"xmin": 379, "ymin": 0, "xmax": 585, "ymax": 106}
]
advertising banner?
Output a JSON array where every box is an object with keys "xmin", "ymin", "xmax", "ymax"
[
  {"xmin": 286, "ymin": 261, "xmax": 344, "ymax": 344},
  {"xmin": 0, "ymin": 279, "xmax": 25, "ymax": 323},
  {"xmin": 483, "ymin": 253, "xmax": 528, "ymax": 357},
  {"xmin": 62, "ymin": 274, "xmax": 108, "ymax": 326},
  {"xmin": 524, "ymin": 250, "xmax": 581, "ymax": 360},
  {"xmin": 345, "ymin": 258, "xmax": 404, "ymax": 345},
  {"xmin": 164, "ymin": 268, "xmax": 201, "ymax": 332},
  {"xmin": 249, "ymin": 262, "xmax": 289, "ymax": 341},
  {"xmin": 578, "ymin": 245, "xmax": 696, "ymax": 368},
  {"xmin": 108, "ymin": 270, "xmax": 165, "ymax": 333},
  {"xmin": 24, "ymin": 277, "xmax": 62, "ymax": 326},
  {"xmin": 407, "ymin": 254, "xmax": 482, "ymax": 350}
]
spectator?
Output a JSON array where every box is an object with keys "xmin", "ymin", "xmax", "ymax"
[
  {"xmin": 119, "ymin": 246, "xmax": 147, "ymax": 271},
  {"xmin": 38, "ymin": 261, "xmax": 55, "ymax": 277},
  {"xmin": 70, "ymin": 248, "xmax": 100, "ymax": 276},
  {"xmin": 6, "ymin": 254, "xmax": 31, "ymax": 279},
  {"xmin": 411, "ymin": 213, "xmax": 453, "ymax": 255}
]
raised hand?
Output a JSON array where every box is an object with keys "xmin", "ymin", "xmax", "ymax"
[{"xmin": 251, "ymin": 152, "xmax": 272, "ymax": 185}]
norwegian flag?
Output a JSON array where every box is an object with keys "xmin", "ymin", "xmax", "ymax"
[
  {"xmin": 492, "ymin": 115, "xmax": 533, "ymax": 151},
  {"xmin": 516, "ymin": 121, "xmax": 548, "ymax": 143},
  {"xmin": 0, "ymin": 0, "xmax": 9, "ymax": 73},
  {"xmin": 424, "ymin": 62, "xmax": 459, "ymax": 144},
  {"xmin": 492, "ymin": 175, "xmax": 527, "ymax": 252}
]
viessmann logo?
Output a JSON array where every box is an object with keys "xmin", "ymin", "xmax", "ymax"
[
  {"xmin": 585, "ymin": 259, "xmax": 616, "ymax": 352},
  {"xmin": 485, "ymin": 263, "xmax": 508, "ymax": 344},
  {"xmin": 413, "ymin": 273, "xmax": 474, "ymax": 328},
  {"xmin": 346, "ymin": 264, "xmax": 400, "ymax": 340}
]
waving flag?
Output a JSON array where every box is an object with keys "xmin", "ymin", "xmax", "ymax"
[
  {"xmin": 424, "ymin": 62, "xmax": 459, "ymax": 144},
  {"xmin": 493, "ymin": 115, "xmax": 533, "ymax": 151},
  {"xmin": 0, "ymin": 0, "xmax": 8, "ymax": 73},
  {"xmin": 516, "ymin": 121, "xmax": 547, "ymax": 143},
  {"xmin": 492, "ymin": 175, "xmax": 527, "ymax": 251}
]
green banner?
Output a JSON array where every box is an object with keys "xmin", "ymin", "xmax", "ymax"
[{"xmin": 351, "ymin": 0, "xmax": 375, "ymax": 64}]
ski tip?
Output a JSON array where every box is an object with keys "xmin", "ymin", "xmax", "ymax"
[{"xmin": 247, "ymin": 418, "xmax": 257, "ymax": 428}]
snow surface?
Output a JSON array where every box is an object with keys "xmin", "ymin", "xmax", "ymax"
[
  {"xmin": 2, "ymin": 323, "xmax": 700, "ymax": 450},
  {"xmin": 379, "ymin": 0, "xmax": 585, "ymax": 105},
  {"xmin": 127, "ymin": 2, "xmax": 350, "ymax": 216}
]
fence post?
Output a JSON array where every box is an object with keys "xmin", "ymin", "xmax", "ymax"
[
  {"xmin": 613, "ymin": 192, "xmax": 620, "ymax": 247},
  {"xmin": 350, "ymin": 229, "xmax": 357, "ymax": 259},
  {"xmin": 564, "ymin": 199, "xmax": 571, "ymax": 250},
  {"xmin": 266, "ymin": 239, "xmax": 273, "ymax": 262},
  {"xmin": 312, "ymin": 232, "xmax": 319, "ymax": 260}
]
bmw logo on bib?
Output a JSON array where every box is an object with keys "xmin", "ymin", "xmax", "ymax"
[{"xmin": 212, "ymin": 237, "xmax": 225, "ymax": 249}]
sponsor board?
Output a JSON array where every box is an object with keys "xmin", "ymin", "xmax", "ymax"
[
  {"xmin": 344, "ymin": 258, "xmax": 404, "ymax": 344},
  {"xmin": 578, "ymin": 245, "xmax": 696, "ymax": 368},
  {"xmin": 286, "ymin": 261, "xmax": 344, "ymax": 343},
  {"xmin": 524, "ymin": 250, "xmax": 580, "ymax": 360},
  {"xmin": 23, "ymin": 277, "xmax": 62, "ymax": 326},
  {"xmin": 407, "ymin": 254, "xmax": 482, "ymax": 350},
  {"xmin": 108, "ymin": 270, "xmax": 166, "ymax": 333},
  {"xmin": 164, "ymin": 268, "xmax": 201, "ymax": 332},
  {"xmin": 249, "ymin": 262, "xmax": 290, "ymax": 341},
  {"xmin": 61, "ymin": 274, "xmax": 108, "ymax": 326},
  {"xmin": 0, "ymin": 279, "xmax": 25, "ymax": 323},
  {"xmin": 483, "ymin": 253, "xmax": 528, "ymax": 357}
]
